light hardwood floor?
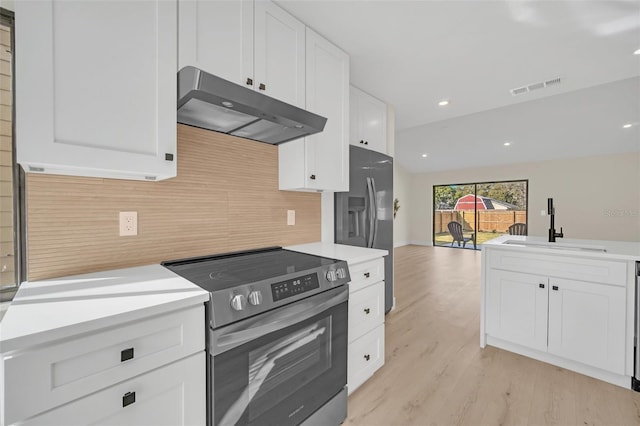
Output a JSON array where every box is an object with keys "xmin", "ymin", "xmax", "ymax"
[{"xmin": 344, "ymin": 245, "xmax": 640, "ymax": 426}]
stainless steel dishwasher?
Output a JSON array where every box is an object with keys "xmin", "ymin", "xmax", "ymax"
[{"xmin": 634, "ymin": 262, "xmax": 640, "ymax": 391}]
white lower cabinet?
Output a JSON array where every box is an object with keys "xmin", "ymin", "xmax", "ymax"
[
  {"xmin": 485, "ymin": 270, "xmax": 549, "ymax": 352},
  {"xmin": 547, "ymin": 277, "xmax": 626, "ymax": 374},
  {"xmin": 2, "ymin": 306, "xmax": 206, "ymax": 426},
  {"xmin": 349, "ymin": 281, "xmax": 385, "ymax": 340},
  {"xmin": 484, "ymin": 249, "xmax": 629, "ymax": 381},
  {"xmin": 22, "ymin": 352, "xmax": 205, "ymax": 426},
  {"xmin": 347, "ymin": 258, "xmax": 385, "ymax": 394},
  {"xmin": 348, "ymin": 325, "xmax": 384, "ymax": 394}
]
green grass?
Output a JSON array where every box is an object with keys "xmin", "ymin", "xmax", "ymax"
[{"xmin": 434, "ymin": 231, "xmax": 506, "ymax": 248}]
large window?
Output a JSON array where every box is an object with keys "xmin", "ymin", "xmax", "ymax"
[{"xmin": 433, "ymin": 180, "xmax": 528, "ymax": 249}]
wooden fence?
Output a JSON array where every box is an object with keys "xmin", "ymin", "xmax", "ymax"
[{"xmin": 435, "ymin": 210, "xmax": 527, "ymax": 233}]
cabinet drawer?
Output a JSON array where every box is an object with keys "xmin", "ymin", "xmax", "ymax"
[
  {"xmin": 487, "ymin": 250, "xmax": 627, "ymax": 286},
  {"xmin": 348, "ymin": 325, "xmax": 384, "ymax": 395},
  {"xmin": 349, "ymin": 258, "xmax": 384, "ymax": 293},
  {"xmin": 4, "ymin": 306, "xmax": 204, "ymax": 425},
  {"xmin": 349, "ymin": 281, "xmax": 384, "ymax": 342},
  {"xmin": 21, "ymin": 352, "xmax": 206, "ymax": 426}
]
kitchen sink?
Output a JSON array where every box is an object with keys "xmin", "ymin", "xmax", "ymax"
[{"xmin": 502, "ymin": 239, "xmax": 607, "ymax": 252}]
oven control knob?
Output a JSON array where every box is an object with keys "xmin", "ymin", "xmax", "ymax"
[
  {"xmin": 230, "ymin": 294, "xmax": 246, "ymax": 311},
  {"xmin": 336, "ymin": 268, "xmax": 347, "ymax": 279},
  {"xmin": 248, "ymin": 290, "xmax": 263, "ymax": 306},
  {"xmin": 326, "ymin": 270, "xmax": 337, "ymax": 282}
]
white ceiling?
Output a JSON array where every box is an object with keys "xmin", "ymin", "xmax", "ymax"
[{"xmin": 276, "ymin": 0, "xmax": 640, "ymax": 172}]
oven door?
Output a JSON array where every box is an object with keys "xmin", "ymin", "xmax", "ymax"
[{"xmin": 210, "ymin": 285, "xmax": 348, "ymax": 426}]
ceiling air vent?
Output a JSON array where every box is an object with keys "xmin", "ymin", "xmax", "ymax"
[{"xmin": 510, "ymin": 77, "xmax": 562, "ymax": 96}]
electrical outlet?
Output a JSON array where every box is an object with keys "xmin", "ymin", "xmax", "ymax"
[
  {"xmin": 287, "ymin": 210, "xmax": 295, "ymax": 226},
  {"xmin": 540, "ymin": 210, "xmax": 546, "ymax": 216},
  {"xmin": 119, "ymin": 211, "xmax": 138, "ymax": 236}
]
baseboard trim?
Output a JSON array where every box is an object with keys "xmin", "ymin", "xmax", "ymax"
[
  {"xmin": 409, "ymin": 240, "xmax": 432, "ymax": 246},
  {"xmin": 485, "ymin": 335, "xmax": 630, "ymax": 389}
]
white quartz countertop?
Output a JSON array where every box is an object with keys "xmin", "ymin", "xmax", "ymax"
[
  {"xmin": 285, "ymin": 242, "xmax": 388, "ymax": 264},
  {"xmin": 0, "ymin": 265, "xmax": 209, "ymax": 353},
  {"xmin": 483, "ymin": 235, "xmax": 640, "ymax": 261}
]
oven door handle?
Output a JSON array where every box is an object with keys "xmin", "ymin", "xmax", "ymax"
[{"xmin": 212, "ymin": 286, "xmax": 348, "ymax": 355}]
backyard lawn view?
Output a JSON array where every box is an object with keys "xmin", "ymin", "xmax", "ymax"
[{"xmin": 433, "ymin": 180, "xmax": 528, "ymax": 250}]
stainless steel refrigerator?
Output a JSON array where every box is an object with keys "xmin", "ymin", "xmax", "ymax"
[{"xmin": 335, "ymin": 145, "xmax": 394, "ymax": 313}]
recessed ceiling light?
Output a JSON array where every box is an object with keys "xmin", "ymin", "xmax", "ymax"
[
  {"xmin": 438, "ymin": 100, "xmax": 449, "ymax": 107},
  {"xmin": 634, "ymin": 48, "xmax": 640, "ymax": 55},
  {"xmin": 623, "ymin": 123, "xmax": 633, "ymax": 128},
  {"xmin": 503, "ymin": 142, "xmax": 512, "ymax": 146},
  {"xmin": 421, "ymin": 153, "xmax": 428, "ymax": 158}
]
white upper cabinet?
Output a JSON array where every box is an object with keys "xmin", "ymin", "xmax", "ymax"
[
  {"xmin": 16, "ymin": 0, "xmax": 177, "ymax": 181},
  {"xmin": 350, "ymin": 86, "xmax": 388, "ymax": 154},
  {"xmin": 178, "ymin": 0, "xmax": 253, "ymax": 86},
  {"xmin": 254, "ymin": 1, "xmax": 306, "ymax": 108},
  {"xmin": 279, "ymin": 28, "xmax": 349, "ymax": 192},
  {"xmin": 179, "ymin": 0, "xmax": 305, "ymax": 108}
]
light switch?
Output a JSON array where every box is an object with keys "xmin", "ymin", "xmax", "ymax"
[{"xmin": 287, "ymin": 210, "xmax": 295, "ymax": 226}]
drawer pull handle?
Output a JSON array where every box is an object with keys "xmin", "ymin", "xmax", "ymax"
[
  {"xmin": 364, "ymin": 308, "xmax": 371, "ymax": 314},
  {"xmin": 364, "ymin": 354, "xmax": 371, "ymax": 361},
  {"xmin": 121, "ymin": 348, "xmax": 134, "ymax": 362},
  {"xmin": 122, "ymin": 391, "xmax": 136, "ymax": 407},
  {"xmin": 539, "ymin": 283, "xmax": 545, "ymax": 289},
  {"xmin": 364, "ymin": 272, "xmax": 370, "ymax": 278},
  {"xmin": 552, "ymin": 285, "xmax": 559, "ymax": 291}
]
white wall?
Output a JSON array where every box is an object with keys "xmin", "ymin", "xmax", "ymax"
[
  {"xmin": 0, "ymin": 0, "xmax": 14, "ymax": 11},
  {"xmin": 393, "ymin": 162, "xmax": 411, "ymax": 247},
  {"xmin": 408, "ymin": 152, "xmax": 640, "ymax": 244}
]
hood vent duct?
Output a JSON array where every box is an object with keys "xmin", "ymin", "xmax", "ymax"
[{"xmin": 177, "ymin": 66, "xmax": 327, "ymax": 144}]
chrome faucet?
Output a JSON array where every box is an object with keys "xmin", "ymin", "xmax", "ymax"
[{"xmin": 548, "ymin": 198, "xmax": 564, "ymax": 242}]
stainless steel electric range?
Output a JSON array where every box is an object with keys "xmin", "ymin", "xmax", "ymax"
[{"xmin": 163, "ymin": 247, "xmax": 351, "ymax": 426}]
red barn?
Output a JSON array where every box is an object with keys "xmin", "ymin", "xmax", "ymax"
[{"xmin": 454, "ymin": 194, "xmax": 517, "ymax": 211}]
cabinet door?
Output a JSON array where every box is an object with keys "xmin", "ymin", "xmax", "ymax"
[
  {"xmin": 485, "ymin": 269, "xmax": 548, "ymax": 352},
  {"xmin": 350, "ymin": 86, "xmax": 387, "ymax": 154},
  {"xmin": 302, "ymin": 27, "xmax": 349, "ymax": 192},
  {"xmin": 178, "ymin": 0, "xmax": 253, "ymax": 87},
  {"xmin": 349, "ymin": 281, "xmax": 385, "ymax": 342},
  {"xmin": 348, "ymin": 325, "xmax": 384, "ymax": 395},
  {"xmin": 22, "ymin": 352, "xmax": 206, "ymax": 426},
  {"xmin": 278, "ymin": 27, "xmax": 349, "ymax": 192},
  {"xmin": 4, "ymin": 306, "xmax": 204, "ymax": 426},
  {"xmin": 548, "ymin": 278, "xmax": 626, "ymax": 374},
  {"xmin": 15, "ymin": 0, "xmax": 177, "ymax": 181},
  {"xmin": 254, "ymin": 0, "xmax": 305, "ymax": 108}
]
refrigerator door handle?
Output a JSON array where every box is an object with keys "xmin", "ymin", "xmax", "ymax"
[
  {"xmin": 366, "ymin": 177, "xmax": 375, "ymax": 248},
  {"xmin": 370, "ymin": 177, "xmax": 379, "ymax": 247}
]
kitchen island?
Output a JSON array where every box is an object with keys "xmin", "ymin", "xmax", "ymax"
[{"xmin": 481, "ymin": 235, "xmax": 640, "ymax": 389}]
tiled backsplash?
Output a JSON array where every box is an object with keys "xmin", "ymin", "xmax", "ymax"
[{"xmin": 25, "ymin": 125, "xmax": 321, "ymax": 281}]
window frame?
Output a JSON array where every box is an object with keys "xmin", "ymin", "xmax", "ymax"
[
  {"xmin": 1, "ymin": 7, "xmax": 25, "ymax": 302},
  {"xmin": 432, "ymin": 179, "xmax": 529, "ymax": 250}
]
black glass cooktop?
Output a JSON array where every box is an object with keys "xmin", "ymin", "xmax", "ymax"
[{"xmin": 162, "ymin": 247, "xmax": 338, "ymax": 291}]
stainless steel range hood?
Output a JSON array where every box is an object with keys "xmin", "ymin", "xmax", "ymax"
[{"xmin": 177, "ymin": 66, "xmax": 327, "ymax": 144}]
